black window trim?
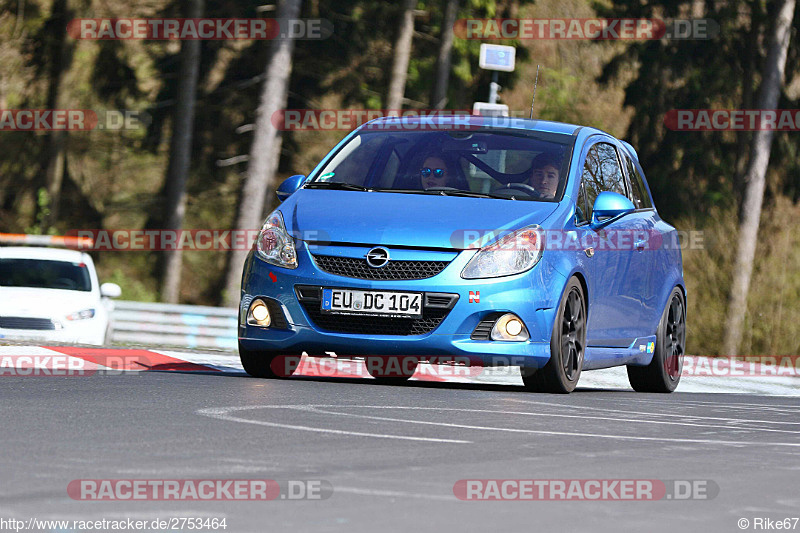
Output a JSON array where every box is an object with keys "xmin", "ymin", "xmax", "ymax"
[
  {"xmin": 574, "ymin": 180, "xmax": 591, "ymax": 227},
  {"xmin": 605, "ymin": 140, "xmax": 631, "ymax": 199},
  {"xmin": 619, "ymin": 149, "xmax": 656, "ymax": 213}
]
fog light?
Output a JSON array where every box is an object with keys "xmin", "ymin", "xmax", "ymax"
[
  {"xmin": 506, "ymin": 318, "xmax": 522, "ymax": 337},
  {"xmin": 247, "ymin": 299, "xmax": 271, "ymax": 327},
  {"xmin": 491, "ymin": 313, "xmax": 529, "ymax": 341}
]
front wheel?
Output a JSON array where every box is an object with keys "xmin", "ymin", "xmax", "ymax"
[
  {"xmin": 627, "ymin": 288, "xmax": 686, "ymax": 393},
  {"xmin": 239, "ymin": 343, "xmax": 299, "ymax": 378},
  {"xmin": 522, "ymin": 277, "xmax": 586, "ymax": 393}
]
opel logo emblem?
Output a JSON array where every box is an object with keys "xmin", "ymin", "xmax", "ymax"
[{"xmin": 365, "ymin": 247, "xmax": 390, "ymax": 268}]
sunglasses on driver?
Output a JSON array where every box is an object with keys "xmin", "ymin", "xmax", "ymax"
[{"xmin": 420, "ymin": 167, "xmax": 446, "ymax": 178}]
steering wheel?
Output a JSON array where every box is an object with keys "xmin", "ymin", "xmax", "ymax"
[
  {"xmin": 424, "ymin": 186, "xmax": 460, "ymax": 192},
  {"xmin": 493, "ymin": 183, "xmax": 543, "ymax": 198}
]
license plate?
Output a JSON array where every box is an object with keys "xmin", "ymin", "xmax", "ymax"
[{"xmin": 321, "ymin": 289, "xmax": 422, "ymax": 318}]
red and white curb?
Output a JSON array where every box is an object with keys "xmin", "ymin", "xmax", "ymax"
[{"xmin": 0, "ymin": 345, "xmax": 797, "ymax": 395}]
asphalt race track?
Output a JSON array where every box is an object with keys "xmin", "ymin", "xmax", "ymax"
[{"xmin": 1, "ymin": 349, "xmax": 799, "ymax": 533}]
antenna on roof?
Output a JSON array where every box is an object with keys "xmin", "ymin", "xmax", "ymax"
[{"xmin": 529, "ymin": 65, "xmax": 540, "ymax": 120}]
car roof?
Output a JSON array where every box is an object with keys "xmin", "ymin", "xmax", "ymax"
[{"xmin": 0, "ymin": 246, "xmax": 91, "ymax": 263}]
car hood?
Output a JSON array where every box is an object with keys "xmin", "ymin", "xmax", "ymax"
[
  {"xmin": 0, "ymin": 287, "xmax": 99, "ymax": 319},
  {"xmin": 280, "ymin": 189, "xmax": 559, "ymax": 249}
]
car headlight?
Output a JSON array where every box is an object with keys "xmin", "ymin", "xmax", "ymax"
[
  {"xmin": 256, "ymin": 211, "xmax": 298, "ymax": 269},
  {"xmin": 461, "ymin": 226, "xmax": 543, "ymax": 279},
  {"xmin": 66, "ymin": 308, "xmax": 96, "ymax": 321}
]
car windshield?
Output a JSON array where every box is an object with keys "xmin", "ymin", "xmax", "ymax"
[
  {"xmin": 309, "ymin": 129, "xmax": 574, "ymax": 201},
  {"xmin": 0, "ymin": 258, "xmax": 92, "ymax": 291}
]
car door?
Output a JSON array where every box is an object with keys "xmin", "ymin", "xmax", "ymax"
[
  {"xmin": 620, "ymin": 149, "xmax": 660, "ymax": 335},
  {"xmin": 579, "ymin": 139, "xmax": 647, "ymax": 347}
]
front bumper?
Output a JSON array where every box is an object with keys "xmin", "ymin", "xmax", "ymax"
[
  {"xmin": 0, "ymin": 321, "xmax": 106, "ymax": 346},
  {"xmin": 239, "ymin": 242, "xmax": 567, "ymax": 367}
]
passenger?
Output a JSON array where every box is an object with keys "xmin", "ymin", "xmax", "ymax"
[{"xmin": 419, "ymin": 155, "xmax": 451, "ymax": 189}]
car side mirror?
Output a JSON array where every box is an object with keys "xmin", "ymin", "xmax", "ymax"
[
  {"xmin": 100, "ymin": 282, "xmax": 122, "ymax": 299},
  {"xmin": 591, "ymin": 191, "xmax": 635, "ymax": 227},
  {"xmin": 276, "ymin": 174, "xmax": 307, "ymax": 202}
]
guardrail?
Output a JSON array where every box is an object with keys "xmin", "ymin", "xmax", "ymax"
[{"xmin": 111, "ymin": 300, "xmax": 238, "ymax": 351}]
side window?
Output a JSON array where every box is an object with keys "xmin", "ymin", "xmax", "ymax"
[
  {"xmin": 623, "ymin": 155, "xmax": 653, "ymax": 209},
  {"xmin": 575, "ymin": 181, "xmax": 589, "ymax": 225},
  {"xmin": 581, "ymin": 141, "xmax": 627, "ymax": 214},
  {"xmin": 316, "ymin": 134, "xmax": 385, "ymax": 186}
]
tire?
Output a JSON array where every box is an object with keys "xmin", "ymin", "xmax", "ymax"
[
  {"xmin": 522, "ymin": 277, "xmax": 586, "ymax": 394},
  {"xmin": 627, "ymin": 287, "xmax": 685, "ymax": 393},
  {"xmin": 239, "ymin": 343, "xmax": 299, "ymax": 378},
  {"xmin": 364, "ymin": 356, "xmax": 419, "ymax": 384}
]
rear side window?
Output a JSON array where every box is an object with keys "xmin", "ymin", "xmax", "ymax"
[{"xmin": 623, "ymin": 155, "xmax": 653, "ymax": 209}]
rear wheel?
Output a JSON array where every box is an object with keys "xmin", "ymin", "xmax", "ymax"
[
  {"xmin": 627, "ymin": 288, "xmax": 685, "ymax": 392},
  {"xmin": 522, "ymin": 277, "xmax": 586, "ymax": 393},
  {"xmin": 239, "ymin": 343, "xmax": 299, "ymax": 378}
]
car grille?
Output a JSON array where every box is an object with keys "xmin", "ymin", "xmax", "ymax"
[
  {"xmin": 295, "ymin": 286, "xmax": 457, "ymax": 336},
  {"xmin": 311, "ymin": 254, "xmax": 450, "ymax": 280},
  {"xmin": 0, "ymin": 316, "xmax": 57, "ymax": 330}
]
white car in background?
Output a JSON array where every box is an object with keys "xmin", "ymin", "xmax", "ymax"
[{"xmin": 0, "ymin": 240, "xmax": 121, "ymax": 345}]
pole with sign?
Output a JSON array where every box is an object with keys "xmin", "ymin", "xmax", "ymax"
[{"xmin": 473, "ymin": 44, "xmax": 515, "ymax": 116}]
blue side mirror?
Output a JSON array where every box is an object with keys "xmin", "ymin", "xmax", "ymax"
[
  {"xmin": 276, "ymin": 174, "xmax": 307, "ymax": 202},
  {"xmin": 591, "ymin": 191, "xmax": 635, "ymax": 226}
]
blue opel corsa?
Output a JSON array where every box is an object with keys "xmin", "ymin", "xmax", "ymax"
[{"xmin": 238, "ymin": 115, "xmax": 686, "ymax": 393}]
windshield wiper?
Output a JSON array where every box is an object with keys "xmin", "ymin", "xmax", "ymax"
[
  {"xmin": 304, "ymin": 181, "xmax": 371, "ymax": 191},
  {"xmin": 371, "ymin": 188, "xmax": 439, "ymax": 195},
  {"xmin": 369, "ymin": 187, "xmax": 520, "ymax": 199},
  {"xmin": 423, "ymin": 188, "xmax": 514, "ymax": 199}
]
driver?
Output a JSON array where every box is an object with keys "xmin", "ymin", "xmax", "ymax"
[{"xmin": 528, "ymin": 153, "xmax": 561, "ymax": 199}]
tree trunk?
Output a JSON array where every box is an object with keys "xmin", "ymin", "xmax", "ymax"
[
  {"xmin": 430, "ymin": 0, "xmax": 458, "ymax": 109},
  {"xmin": 733, "ymin": 1, "xmax": 764, "ymax": 207},
  {"xmin": 221, "ymin": 0, "xmax": 303, "ymax": 307},
  {"xmin": 723, "ymin": 0, "xmax": 795, "ymax": 355},
  {"xmin": 385, "ymin": 0, "xmax": 416, "ymax": 110},
  {"xmin": 159, "ymin": 0, "xmax": 204, "ymax": 304},
  {"xmin": 40, "ymin": 0, "xmax": 73, "ymax": 231}
]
